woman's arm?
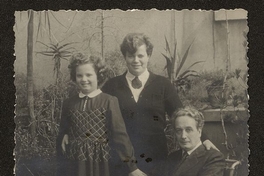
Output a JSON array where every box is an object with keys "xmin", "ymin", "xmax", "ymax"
[{"xmin": 108, "ymin": 96, "xmax": 139, "ymax": 173}]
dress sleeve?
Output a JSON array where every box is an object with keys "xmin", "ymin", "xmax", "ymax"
[
  {"xmin": 58, "ymin": 99, "xmax": 70, "ymax": 136},
  {"xmin": 56, "ymin": 98, "xmax": 71, "ymax": 156},
  {"xmin": 107, "ymin": 96, "xmax": 138, "ymax": 172}
]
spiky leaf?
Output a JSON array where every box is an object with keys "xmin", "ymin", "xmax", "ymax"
[
  {"xmin": 165, "ymin": 36, "xmax": 171, "ymax": 57},
  {"xmin": 162, "ymin": 53, "xmax": 172, "ymax": 79},
  {"xmin": 175, "ymin": 39, "xmax": 195, "ymax": 77},
  {"xmin": 185, "ymin": 61, "xmax": 205, "ymax": 71},
  {"xmin": 57, "ymin": 42, "xmax": 77, "ymax": 50}
]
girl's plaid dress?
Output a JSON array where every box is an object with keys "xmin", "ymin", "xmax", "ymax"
[{"xmin": 59, "ymin": 90, "xmax": 137, "ymax": 176}]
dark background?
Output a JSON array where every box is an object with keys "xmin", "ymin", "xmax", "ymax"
[{"xmin": 0, "ymin": 0, "xmax": 263, "ymax": 175}]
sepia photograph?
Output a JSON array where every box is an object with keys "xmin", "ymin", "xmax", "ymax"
[{"xmin": 14, "ymin": 9, "xmax": 249, "ymax": 176}]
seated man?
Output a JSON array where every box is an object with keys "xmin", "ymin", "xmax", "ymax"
[{"xmin": 154, "ymin": 107, "xmax": 225, "ymax": 176}]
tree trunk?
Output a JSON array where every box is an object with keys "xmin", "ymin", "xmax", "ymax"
[
  {"xmin": 101, "ymin": 11, "xmax": 104, "ymax": 61},
  {"xmin": 27, "ymin": 10, "xmax": 36, "ymax": 137}
]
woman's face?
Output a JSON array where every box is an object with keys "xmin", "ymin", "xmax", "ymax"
[
  {"xmin": 75, "ymin": 63, "xmax": 98, "ymax": 94},
  {"xmin": 125, "ymin": 44, "xmax": 150, "ymax": 76}
]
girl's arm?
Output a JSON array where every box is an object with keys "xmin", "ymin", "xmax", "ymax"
[
  {"xmin": 57, "ymin": 99, "xmax": 70, "ymax": 152},
  {"xmin": 59, "ymin": 99, "xmax": 70, "ymax": 136},
  {"xmin": 108, "ymin": 96, "xmax": 138, "ymax": 173}
]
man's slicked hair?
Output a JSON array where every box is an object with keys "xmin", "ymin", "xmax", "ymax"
[{"xmin": 172, "ymin": 107, "xmax": 205, "ymax": 130}]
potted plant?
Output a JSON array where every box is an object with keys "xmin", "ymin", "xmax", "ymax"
[
  {"xmin": 205, "ymin": 70, "xmax": 229, "ymax": 109},
  {"xmin": 204, "ymin": 68, "xmax": 248, "ymax": 109},
  {"xmin": 162, "ymin": 36, "xmax": 204, "ymax": 93}
]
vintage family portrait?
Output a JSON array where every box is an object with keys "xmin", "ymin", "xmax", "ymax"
[{"xmin": 14, "ymin": 9, "xmax": 249, "ymax": 176}]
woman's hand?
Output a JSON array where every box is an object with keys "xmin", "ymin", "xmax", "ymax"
[
  {"xmin": 203, "ymin": 139, "xmax": 219, "ymax": 151},
  {"xmin": 128, "ymin": 169, "xmax": 147, "ymax": 176},
  {"xmin": 61, "ymin": 134, "xmax": 69, "ymax": 152}
]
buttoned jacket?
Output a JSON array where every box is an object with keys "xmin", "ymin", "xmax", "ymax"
[
  {"xmin": 163, "ymin": 145, "xmax": 225, "ymax": 176},
  {"xmin": 102, "ymin": 72, "xmax": 183, "ymax": 161}
]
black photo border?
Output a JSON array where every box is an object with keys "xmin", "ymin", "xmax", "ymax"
[{"xmin": 0, "ymin": 0, "xmax": 263, "ymax": 175}]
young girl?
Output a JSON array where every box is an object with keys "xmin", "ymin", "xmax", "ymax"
[{"xmin": 58, "ymin": 53, "xmax": 144, "ymax": 176}]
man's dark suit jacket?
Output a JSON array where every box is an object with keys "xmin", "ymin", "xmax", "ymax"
[
  {"xmin": 102, "ymin": 72, "xmax": 183, "ymax": 172},
  {"xmin": 157, "ymin": 145, "xmax": 225, "ymax": 176}
]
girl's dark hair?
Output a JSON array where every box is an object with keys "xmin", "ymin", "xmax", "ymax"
[
  {"xmin": 120, "ymin": 33, "xmax": 154, "ymax": 57},
  {"xmin": 68, "ymin": 53, "xmax": 107, "ymax": 86}
]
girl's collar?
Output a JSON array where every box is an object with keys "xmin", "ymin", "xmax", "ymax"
[{"xmin": 79, "ymin": 89, "xmax": 102, "ymax": 98}]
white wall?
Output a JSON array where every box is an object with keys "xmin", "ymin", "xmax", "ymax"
[{"xmin": 14, "ymin": 9, "xmax": 248, "ymax": 88}]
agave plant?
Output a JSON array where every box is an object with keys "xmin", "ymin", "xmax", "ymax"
[
  {"xmin": 37, "ymin": 41, "xmax": 76, "ymax": 84},
  {"xmin": 162, "ymin": 36, "xmax": 204, "ymax": 92},
  {"xmin": 36, "ymin": 42, "xmax": 77, "ymax": 139}
]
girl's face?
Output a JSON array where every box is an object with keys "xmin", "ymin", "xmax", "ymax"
[{"xmin": 75, "ymin": 63, "xmax": 98, "ymax": 94}]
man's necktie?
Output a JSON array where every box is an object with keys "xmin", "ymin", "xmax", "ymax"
[
  {"xmin": 132, "ymin": 76, "xmax": 142, "ymax": 89},
  {"xmin": 173, "ymin": 151, "xmax": 189, "ymax": 173},
  {"xmin": 181, "ymin": 151, "xmax": 189, "ymax": 162}
]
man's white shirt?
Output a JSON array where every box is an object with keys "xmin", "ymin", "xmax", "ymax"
[
  {"xmin": 125, "ymin": 69, "xmax": 150, "ymax": 102},
  {"xmin": 185, "ymin": 141, "xmax": 202, "ymax": 156}
]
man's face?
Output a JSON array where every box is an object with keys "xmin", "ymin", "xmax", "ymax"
[
  {"xmin": 125, "ymin": 44, "xmax": 150, "ymax": 76},
  {"xmin": 175, "ymin": 116, "xmax": 202, "ymax": 151}
]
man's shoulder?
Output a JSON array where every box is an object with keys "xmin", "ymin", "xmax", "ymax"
[
  {"xmin": 105, "ymin": 74, "xmax": 125, "ymax": 84},
  {"xmin": 149, "ymin": 72, "xmax": 166, "ymax": 79},
  {"xmin": 103, "ymin": 72, "xmax": 172, "ymax": 88},
  {"xmin": 206, "ymin": 148, "xmax": 225, "ymax": 159},
  {"xmin": 148, "ymin": 72, "xmax": 171, "ymax": 85},
  {"xmin": 196, "ymin": 145, "xmax": 224, "ymax": 160},
  {"xmin": 101, "ymin": 74, "xmax": 125, "ymax": 92}
]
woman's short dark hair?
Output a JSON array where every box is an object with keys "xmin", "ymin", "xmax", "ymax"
[
  {"xmin": 68, "ymin": 53, "xmax": 107, "ymax": 86},
  {"xmin": 120, "ymin": 33, "xmax": 154, "ymax": 57},
  {"xmin": 172, "ymin": 107, "xmax": 205, "ymax": 129}
]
